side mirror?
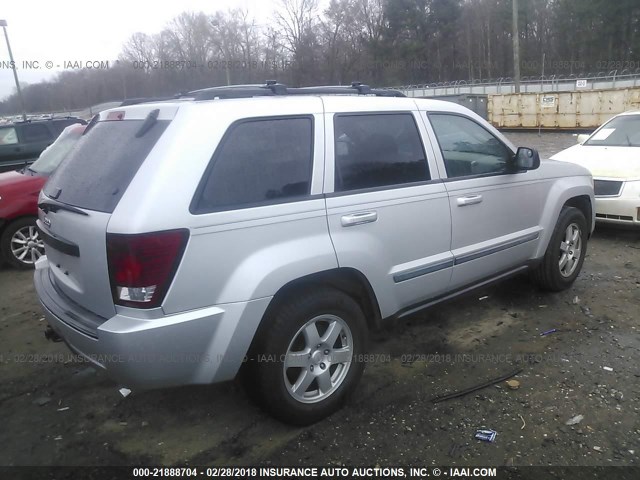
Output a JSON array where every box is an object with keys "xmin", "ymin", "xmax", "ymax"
[
  {"xmin": 513, "ymin": 147, "xmax": 540, "ymax": 171},
  {"xmin": 577, "ymin": 134, "xmax": 590, "ymax": 144}
]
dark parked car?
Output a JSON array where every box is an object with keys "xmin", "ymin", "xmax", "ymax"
[
  {"xmin": 0, "ymin": 124, "xmax": 86, "ymax": 268},
  {"xmin": 0, "ymin": 117, "xmax": 86, "ymax": 173}
]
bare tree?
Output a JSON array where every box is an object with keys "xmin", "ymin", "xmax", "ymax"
[
  {"xmin": 3, "ymin": 0, "xmax": 640, "ymax": 115},
  {"xmin": 275, "ymin": 0, "xmax": 319, "ymax": 53},
  {"xmin": 121, "ymin": 32, "xmax": 157, "ymax": 66},
  {"xmin": 274, "ymin": 0, "xmax": 321, "ymax": 84}
]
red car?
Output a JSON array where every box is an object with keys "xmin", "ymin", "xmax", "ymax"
[{"xmin": 0, "ymin": 124, "xmax": 86, "ymax": 269}]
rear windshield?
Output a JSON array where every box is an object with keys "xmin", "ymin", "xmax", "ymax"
[{"xmin": 44, "ymin": 119, "xmax": 169, "ymax": 213}]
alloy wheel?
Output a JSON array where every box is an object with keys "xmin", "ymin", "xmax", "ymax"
[
  {"xmin": 559, "ymin": 222, "xmax": 582, "ymax": 278},
  {"xmin": 10, "ymin": 225, "xmax": 44, "ymax": 266},
  {"xmin": 283, "ymin": 314, "xmax": 353, "ymax": 404}
]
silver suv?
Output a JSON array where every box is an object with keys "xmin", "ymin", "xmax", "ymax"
[{"xmin": 34, "ymin": 83, "xmax": 594, "ymax": 425}]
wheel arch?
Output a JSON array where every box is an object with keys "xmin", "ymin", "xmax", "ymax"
[
  {"xmin": 0, "ymin": 214, "xmax": 38, "ymax": 229},
  {"xmin": 563, "ymin": 195, "xmax": 593, "ymax": 235},
  {"xmin": 0, "ymin": 214, "xmax": 39, "ymax": 237},
  {"xmin": 535, "ymin": 180, "xmax": 594, "ymax": 259},
  {"xmin": 257, "ymin": 267, "xmax": 383, "ymax": 338},
  {"xmin": 531, "ymin": 199, "xmax": 590, "ymax": 291}
]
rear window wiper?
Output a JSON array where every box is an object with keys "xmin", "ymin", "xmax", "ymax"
[
  {"xmin": 39, "ymin": 200, "xmax": 89, "ymax": 216},
  {"xmin": 135, "ymin": 109, "xmax": 160, "ymax": 138},
  {"xmin": 83, "ymin": 114, "xmax": 100, "ymax": 136}
]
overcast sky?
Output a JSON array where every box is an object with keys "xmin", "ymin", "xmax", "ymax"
[{"xmin": 0, "ymin": 0, "xmax": 280, "ymax": 100}]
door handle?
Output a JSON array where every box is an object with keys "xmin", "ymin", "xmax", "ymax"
[
  {"xmin": 457, "ymin": 194, "xmax": 483, "ymax": 206},
  {"xmin": 341, "ymin": 211, "xmax": 378, "ymax": 227}
]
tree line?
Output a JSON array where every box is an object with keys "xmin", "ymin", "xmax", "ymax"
[{"xmin": 1, "ymin": 0, "xmax": 639, "ymax": 115}]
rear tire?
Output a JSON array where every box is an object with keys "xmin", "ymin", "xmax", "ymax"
[
  {"xmin": 531, "ymin": 206, "xmax": 587, "ymax": 291},
  {"xmin": 243, "ymin": 287, "xmax": 367, "ymax": 425},
  {"xmin": 0, "ymin": 217, "xmax": 44, "ymax": 269}
]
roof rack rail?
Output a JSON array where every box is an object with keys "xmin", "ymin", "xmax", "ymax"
[
  {"xmin": 187, "ymin": 81, "xmax": 405, "ymax": 101},
  {"xmin": 14, "ymin": 115, "xmax": 81, "ymax": 124},
  {"xmin": 119, "ymin": 96, "xmax": 180, "ymax": 106}
]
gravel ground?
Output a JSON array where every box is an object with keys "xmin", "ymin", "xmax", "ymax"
[{"xmin": 0, "ymin": 132, "xmax": 638, "ymax": 468}]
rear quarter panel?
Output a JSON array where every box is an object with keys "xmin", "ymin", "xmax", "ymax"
[
  {"xmin": 164, "ymin": 201, "xmax": 338, "ymax": 313},
  {"xmin": 105, "ymin": 98, "xmax": 337, "ymax": 314}
]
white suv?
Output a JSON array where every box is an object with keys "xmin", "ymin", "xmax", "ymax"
[{"xmin": 34, "ymin": 83, "xmax": 594, "ymax": 425}]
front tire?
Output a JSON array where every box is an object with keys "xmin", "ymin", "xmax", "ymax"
[
  {"xmin": 532, "ymin": 206, "xmax": 587, "ymax": 291},
  {"xmin": 244, "ymin": 288, "xmax": 368, "ymax": 425},
  {"xmin": 0, "ymin": 217, "xmax": 45, "ymax": 269}
]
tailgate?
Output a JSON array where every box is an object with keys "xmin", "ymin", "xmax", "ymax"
[
  {"xmin": 37, "ymin": 106, "xmax": 175, "ymax": 319},
  {"xmin": 37, "ymin": 204, "xmax": 115, "ymax": 319}
]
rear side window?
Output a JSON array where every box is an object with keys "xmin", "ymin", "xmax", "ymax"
[
  {"xmin": 44, "ymin": 119, "xmax": 169, "ymax": 213},
  {"xmin": 192, "ymin": 116, "xmax": 313, "ymax": 213},
  {"xmin": 333, "ymin": 113, "xmax": 430, "ymax": 192},
  {"xmin": 21, "ymin": 124, "xmax": 53, "ymax": 143},
  {"xmin": 0, "ymin": 126, "xmax": 18, "ymax": 145},
  {"xmin": 50, "ymin": 119, "xmax": 82, "ymax": 136}
]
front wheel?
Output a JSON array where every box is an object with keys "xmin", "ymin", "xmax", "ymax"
[
  {"xmin": 531, "ymin": 206, "xmax": 588, "ymax": 291},
  {"xmin": 244, "ymin": 288, "xmax": 368, "ymax": 425},
  {"xmin": 1, "ymin": 218, "xmax": 45, "ymax": 269}
]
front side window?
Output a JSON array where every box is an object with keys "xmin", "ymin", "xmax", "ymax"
[
  {"xmin": 21, "ymin": 124, "xmax": 53, "ymax": 143},
  {"xmin": 194, "ymin": 117, "xmax": 313, "ymax": 212},
  {"xmin": 333, "ymin": 113, "xmax": 430, "ymax": 192},
  {"xmin": 428, "ymin": 114, "xmax": 512, "ymax": 178},
  {"xmin": 0, "ymin": 126, "xmax": 18, "ymax": 145}
]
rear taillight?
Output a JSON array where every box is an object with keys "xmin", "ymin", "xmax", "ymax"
[{"xmin": 107, "ymin": 229, "xmax": 189, "ymax": 309}]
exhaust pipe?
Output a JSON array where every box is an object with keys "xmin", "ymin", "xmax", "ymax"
[{"xmin": 44, "ymin": 325, "xmax": 62, "ymax": 342}]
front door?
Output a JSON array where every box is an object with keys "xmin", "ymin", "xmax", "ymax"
[{"xmin": 425, "ymin": 112, "xmax": 546, "ymax": 289}]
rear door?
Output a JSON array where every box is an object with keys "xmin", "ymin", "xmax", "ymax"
[
  {"xmin": 18, "ymin": 123, "xmax": 55, "ymax": 162},
  {"xmin": 324, "ymin": 101, "xmax": 452, "ymax": 318},
  {"xmin": 38, "ymin": 107, "xmax": 175, "ymax": 318}
]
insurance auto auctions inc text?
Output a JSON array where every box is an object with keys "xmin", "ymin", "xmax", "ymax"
[
  {"xmin": 246, "ymin": 466, "xmax": 497, "ymax": 478},
  {"xmin": 0, "ymin": 60, "xmax": 111, "ymax": 70}
]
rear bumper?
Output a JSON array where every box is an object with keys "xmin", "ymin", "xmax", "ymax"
[{"xmin": 34, "ymin": 257, "xmax": 271, "ymax": 389}]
